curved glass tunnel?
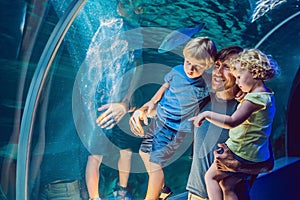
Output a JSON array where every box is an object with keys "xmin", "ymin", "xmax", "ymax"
[{"xmin": 0, "ymin": 0, "xmax": 299, "ymax": 199}]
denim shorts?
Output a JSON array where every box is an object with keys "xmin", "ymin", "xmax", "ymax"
[{"xmin": 140, "ymin": 117, "xmax": 190, "ymax": 166}]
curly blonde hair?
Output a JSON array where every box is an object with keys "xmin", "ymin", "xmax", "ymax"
[{"xmin": 230, "ymin": 49, "xmax": 279, "ymax": 80}]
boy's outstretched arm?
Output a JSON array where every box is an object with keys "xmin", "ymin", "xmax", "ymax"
[
  {"xmin": 143, "ymin": 83, "xmax": 169, "ymax": 114},
  {"xmin": 129, "ymin": 83, "xmax": 169, "ymax": 136},
  {"xmin": 150, "ymin": 83, "xmax": 169, "ymax": 103}
]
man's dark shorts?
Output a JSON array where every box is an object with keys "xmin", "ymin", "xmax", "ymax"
[{"xmin": 87, "ymin": 117, "xmax": 143, "ymax": 156}]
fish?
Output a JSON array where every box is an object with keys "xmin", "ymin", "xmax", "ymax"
[{"xmin": 158, "ymin": 23, "xmax": 205, "ymax": 53}]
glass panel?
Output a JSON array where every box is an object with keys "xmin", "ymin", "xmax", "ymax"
[
  {"xmin": 27, "ymin": 1, "xmax": 149, "ymax": 198},
  {"xmin": 256, "ymin": 12, "xmax": 300, "ymax": 159},
  {"xmin": 28, "ymin": 37, "xmax": 86, "ymax": 200},
  {"xmin": 0, "ymin": 0, "xmax": 72, "ymax": 199},
  {"xmin": 1, "ymin": 0, "xmax": 299, "ymax": 199}
]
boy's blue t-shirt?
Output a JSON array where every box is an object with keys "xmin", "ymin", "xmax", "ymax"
[{"xmin": 156, "ymin": 64, "xmax": 210, "ymax": 132}]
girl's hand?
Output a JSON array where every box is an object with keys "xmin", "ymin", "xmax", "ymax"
[{"xmin": 189, "ymin": 112, "xmax": 207, "ymax": 127}]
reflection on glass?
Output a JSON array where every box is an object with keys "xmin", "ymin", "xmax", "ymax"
[{"xmin": 0, "ymin": 0, "xmax": 299, "ymax": 199}]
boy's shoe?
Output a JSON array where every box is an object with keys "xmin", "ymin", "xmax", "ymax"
[
  {"xmin": 113, "ymin": 184, "xmax": 134, "ymax": 200},
  {"xmin": 158, "ymin": 185, "xmax": 173, "ymax": 200}
]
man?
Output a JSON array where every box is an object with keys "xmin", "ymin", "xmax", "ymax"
[{"xmin": 186, "ymin": 46, "xmax": 274, "ymax": 200}]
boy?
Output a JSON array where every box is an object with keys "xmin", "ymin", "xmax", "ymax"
[{"xmin": 129, "ymin": 37, "xmax": 217, "ymax": 200}]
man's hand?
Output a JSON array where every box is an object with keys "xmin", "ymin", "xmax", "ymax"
[
  {"xmin": 214, "ymin": 143, "xmax": 274, "ymax": 174},
  {"xmin": 96, "ymin": 103, "xmax": 127, "ymax": 129},
  {"xmin": 129, "ymin": 109, "xmax": 149, "ymax": 137},
  {"xmin": 214, "ymin": 143, "xmax": 241, "ymax": 172}
]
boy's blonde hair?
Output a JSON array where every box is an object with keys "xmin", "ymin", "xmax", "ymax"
[
  {"xmin": 183, "ymin": 37, "xmax": 217, "ymax": 67},
  {"xmin": 231, "ymin": 49, "xmax": 279, "ymax": 80}
]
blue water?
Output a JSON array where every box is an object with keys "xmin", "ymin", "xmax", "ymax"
[{"xmin": 0, "ymin": 0, "xmax": 299, "ymax": 199}]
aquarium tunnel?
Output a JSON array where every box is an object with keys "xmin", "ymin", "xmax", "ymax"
[{"xmin": 0, "ymin": 0, "xmax": 300, "ymax": 199}]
